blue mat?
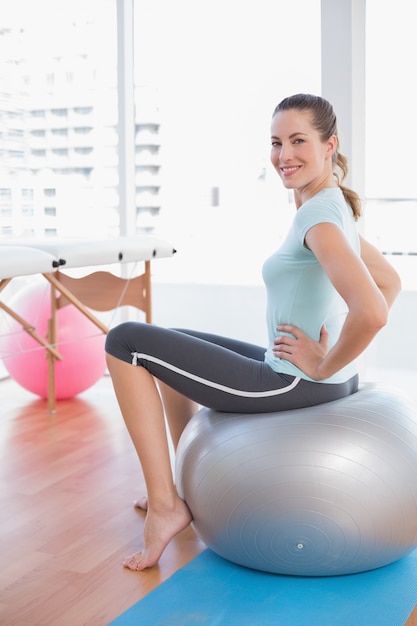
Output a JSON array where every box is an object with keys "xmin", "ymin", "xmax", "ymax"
[{"xmin": 109, "ymin": 548, "xmax": 417, "ymax": 625}]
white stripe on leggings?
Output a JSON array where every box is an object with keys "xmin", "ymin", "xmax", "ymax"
[{"xmin": 130, "ymin": 352, "xmax": 301, "ymax": 398}]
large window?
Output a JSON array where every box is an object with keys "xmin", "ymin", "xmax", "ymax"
[
  {"xmin": 365, "ymin": 0, "xmax": 417, "ymax": 289},
  {"xmin": 1, "ymin": 0, "xmax": 321, "ymax": 281},
  {"xmin": 134, "ymin": 0, "xmax": 321, "ymax": 284},
  {"xmin": 3, "ymin": 1, "xmax": 413, "ymax": 288},
  {"xmin": 0, "ymin": 0, "xmax": 117, "ymax": 239}
]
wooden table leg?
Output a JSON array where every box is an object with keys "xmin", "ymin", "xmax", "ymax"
[{"xmin": 47, "ymin": 282, "xmax": 58, "ymax": 414}]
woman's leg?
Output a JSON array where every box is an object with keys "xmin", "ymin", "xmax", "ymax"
[
  {"xmin": 154, "ymin": 326, "xmax": 263, "ymax": 447},
  {"xmin": 134, "ymin": 383, "xmax": 199, "ymax": 512},
  {"xmin": 107, "ymin": 324, "xmax": 267, "ymax": 527},
  {"xmin": 157, "ymin": 381, "xmax": 199, "ymax": 450},
  {"xmin": 106, "ymin": 354, "xmax": 192, "ymax": 570}
]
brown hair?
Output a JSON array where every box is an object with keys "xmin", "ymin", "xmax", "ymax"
[{"xmin": 273, "ymin": 94, "xmax": 361, "ymax": 220}]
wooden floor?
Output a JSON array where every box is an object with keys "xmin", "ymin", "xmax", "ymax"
[
  {"xmin": 1, "ymin": 374, "xmax": 417, "ymax": 626},
  {"xmin": 0, "ymin": 376, "xmax": 205, "ymax": 626}
]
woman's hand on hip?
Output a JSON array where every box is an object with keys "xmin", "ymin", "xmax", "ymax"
[{"xmin": 273, "ymin": 324, "xmax": 329, "ymax": 380}]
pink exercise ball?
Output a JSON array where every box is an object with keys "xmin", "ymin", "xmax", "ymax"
[{"xmin": 1, "ymin": 282, "xmax": 106, "ymax": 399}]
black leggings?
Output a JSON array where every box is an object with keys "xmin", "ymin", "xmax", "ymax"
[{"xmin": 105, "ymin": 322, "xmax": 359, "ymax": 413}]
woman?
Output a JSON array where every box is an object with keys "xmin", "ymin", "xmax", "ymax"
[{"xmin": 105, "ymin": 93, "xmax": 401, "ymax": 571}]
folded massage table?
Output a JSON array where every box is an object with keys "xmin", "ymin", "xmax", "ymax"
[{"xmin": 0, "ymin": 236, "xmax": 176, "ymax": 411}]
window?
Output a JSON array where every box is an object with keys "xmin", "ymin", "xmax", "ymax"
[
  {"xmin": 73, "ymin": 106, "xmax": 93, "ymax": 115},
  {"xmin": 2, "ymin": 0, "xmax": 322, "ymax": 263},
  {"xmin": 51, "ymin": 148, "xmax": 68, "ymax": 156},
  {"xmin": 365, "ymin": 0, "xmax": 417, "ymax": 289},
  {"xmin": 0, "ymin": 0, "xmax": 116, "ymax": 239},
  {"xmin": 7, "ymin": 110, "xmax": 20, "ymax": 119},
  {"xmin": 51, "ymin": 108, "xmax": 68, "ymax": 117},
  {"xmin": 134, "ymin": 0, "xmax": 321, "ymax": 284},
  {"xmin": 73, "ymin": 147, "xmax": 93, "ymax": 155},
  {"xmin": 73, "ymin": 126, "xmax": 92, "ymax": 135}
]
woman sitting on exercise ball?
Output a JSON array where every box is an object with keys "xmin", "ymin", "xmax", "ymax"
[{"xmin": 105, "ymin": 93, "xmax": 401, "ymax": 571}]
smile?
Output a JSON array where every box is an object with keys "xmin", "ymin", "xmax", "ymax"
[{"xmin": 281, "ymin": 166, "xmax": 301, "ymax": 174}]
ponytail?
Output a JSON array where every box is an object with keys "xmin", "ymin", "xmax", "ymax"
[{"xmin": 334, "ymin": 152, "xmax": 362, "ymax": 221}]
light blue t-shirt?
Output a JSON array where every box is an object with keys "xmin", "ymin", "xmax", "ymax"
[{"xmin": 262, "ymin": 188, "xmax": 360, "ymax": 383}]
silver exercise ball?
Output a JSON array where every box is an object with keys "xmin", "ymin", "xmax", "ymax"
[{"xmin": 175, "ymin": 383, "xmax": 417, "ymax": 576}]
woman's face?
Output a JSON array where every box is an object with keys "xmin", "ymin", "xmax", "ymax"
[{"xmin": 270, "ymin": 109, "xmax": 336, "ymax": 199}]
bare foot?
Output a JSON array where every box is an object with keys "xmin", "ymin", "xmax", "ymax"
[
  {"xmin": 133, "ymin": 496, "xmax": 148, "ymax": 511},
  {"xmin": 123, "ymin": 496, "xmax": 192, "ymax": 571}
]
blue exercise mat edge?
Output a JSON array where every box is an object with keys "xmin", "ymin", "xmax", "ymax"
[{"xmin": 108, "ymin": 547, "xmax": 417, "ymax": 625}]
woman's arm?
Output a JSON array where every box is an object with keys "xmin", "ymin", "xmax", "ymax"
[
  {"xmin": 359, "ymin": 234, "xmax": 402, "ymax": 309},
  {"xmin": 274, "ymin": 223, "xmax": 394, "ymax": 381}
]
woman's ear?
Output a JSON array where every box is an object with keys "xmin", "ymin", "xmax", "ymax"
[{"xmin": 326, "ymin": 134, "xmax": 338, "ymax": 157}]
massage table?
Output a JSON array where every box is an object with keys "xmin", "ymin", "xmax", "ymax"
[{"xmin": 0, "ymin": 236, "xmax": 176, "ymax": 412}]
